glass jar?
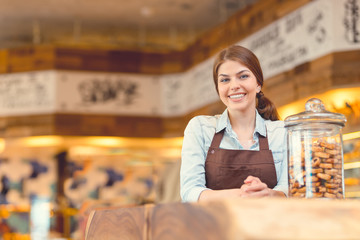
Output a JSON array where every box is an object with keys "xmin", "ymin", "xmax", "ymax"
[{"xmin": 284, "ymin": 98, "xmax": 347, "ymax": 199}]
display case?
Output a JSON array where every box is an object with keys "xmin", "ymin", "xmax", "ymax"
[{"xmin": 0, "ymin": 135, "xmax": 182, "ymax": 239}]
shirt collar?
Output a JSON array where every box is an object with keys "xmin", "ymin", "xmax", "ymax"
[
  {"xmin": 255, "ymin": 110, "xmax": 267, "ymax": 137},
  {"xmin": 216, "ymin": 109, "xmax": 267, "ymax": 137},
  {"xmin": 216, "ymin": 109, "xmax": 229, "ymax": 133}
]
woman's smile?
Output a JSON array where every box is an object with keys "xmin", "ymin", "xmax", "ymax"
[{"xmin": 228, "ymin": 93, "xmax": 246, "ymax": 100}]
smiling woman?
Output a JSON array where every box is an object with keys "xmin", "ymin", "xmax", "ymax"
[{"xmin": 180, "ymin": 45, "xmax": 288, "ymax": 202}]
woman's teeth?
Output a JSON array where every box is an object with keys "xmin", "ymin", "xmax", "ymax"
[{"xmin": 229, "ymin": 94, "xmax": 245, "ymax": 99}]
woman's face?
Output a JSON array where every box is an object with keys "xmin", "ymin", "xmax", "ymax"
[{"xmin": 217, "ymin": 60, "xmax": 260, "ymax": 114}]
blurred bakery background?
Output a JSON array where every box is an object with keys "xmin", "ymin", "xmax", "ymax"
[{"xmin": 0, "ymin": 0, "xmax": 359, "ymax": 239}]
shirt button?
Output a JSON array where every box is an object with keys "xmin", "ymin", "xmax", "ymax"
[{"xmin": 210, "ymin": 149, "xmax": 215, "ymax": 154}]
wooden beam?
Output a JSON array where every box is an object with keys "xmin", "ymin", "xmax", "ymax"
[{"xmin": 0, "ymin": 0, "xmax": 312, "ymax": 74}]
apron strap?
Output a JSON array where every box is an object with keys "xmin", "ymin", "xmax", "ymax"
[
  {"xmin": 259, "ymin": 134, "xmax": 270, "ymax": 150},
  {"xmin": 210, "ymin": 129, "xmax": 225, "ymax": 148}
]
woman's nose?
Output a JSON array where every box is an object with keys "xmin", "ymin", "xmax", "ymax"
[{"xmin": 230, "ymin": 79, "xmax": 240, "ymax": 90}]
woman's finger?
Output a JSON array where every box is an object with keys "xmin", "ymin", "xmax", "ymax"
[
  {"xmin": 244, "ymin": 175, "xmax": 261, "ymax": 184},
  {"xmin": 245, "ymin": 182, "xmax": 268, "ymax": 192},
  {"xmin": 246, "ymin": 188, "xmax": 271, "ymax": 197}
]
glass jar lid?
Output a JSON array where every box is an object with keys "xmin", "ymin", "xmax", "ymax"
[{"xmin": 284, "ymin": 98, "xmax": 347, "ymax": 127}]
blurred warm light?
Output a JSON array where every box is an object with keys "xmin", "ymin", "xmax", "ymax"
[
  {"xmin": 278, "ymin": 87, "xmax": 360, "ymax": 120},
  {"xmin": 63, "ymin": 207, "xmax": 78, "ymax": 216},
  {"xmin": 278, "ymin": 105, "xmax": 302, "ymax": 121},
  {"xmin": 330, "ymin": 89, "xmax": 360, "ymax": 109},
  {"xmin": 5, "ymin": 135, "xmax": 183, "ymax": 164},
  {"xmin": 19, "ymin": 136, "xmax": 64, "ymax": 147},
  {"xmin": 343, "ymin": 131, "xmax": 360, "ymax": 141},
  {"xmin": 0, "ymin": 204, "xmax": 29, "ymax": 213},
  {"xmin": 0, "ymin": 138, "xmax": 5, "ymax": 153},
  {"xmin": 126, "ymin": 159, "xmax": 153, "ymax": 167},
  {"xmin": 69, "ymin": 146, "xmax": 106, "ymax": 157},
  {"xmin": 10, "ymin": 135, "xmax": 184, "ymax": 151},
  {"xmin": 82, "ymin": 136, "xmax": 183, "ymax": 148},
  {"xmin": 344, "ymin": 177, "xmax": 360, "ymax": 186},
  {"xmin": 85, "ymin": 137, "xmax": 124, "ymax": 147},
  {"xmin": 344, "ymin": 161, "xmax": 360, "ymax": 170},
  {"xmin": 157, "ymin": 148, "xmax": 182, "ymax": 159},
  {"xmin": 345, "ymin": 191, "xmax": 360, "ymax": 198}
]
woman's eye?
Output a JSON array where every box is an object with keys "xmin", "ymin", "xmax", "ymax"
[
  {"xmin": 219, "ymin": 78, "xmax": 230, "ymax": 83},
  {"xmin": 239, "ymin": 74, "xmax": 249, "ymax": 79}
]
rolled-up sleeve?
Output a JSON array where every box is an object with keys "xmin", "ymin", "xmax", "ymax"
[
  {"xmin": 180, "ymin": 117, "xmax": 210, "ymax": 202},
  {"xmin": 270, "ymin": 122, "xmax": 289, "ymax": 196},
  {"xmin": 272, "ymin": 149, "xmax": 289, "ymax": 196}
]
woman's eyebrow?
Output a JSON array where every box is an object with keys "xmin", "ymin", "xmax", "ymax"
[
  {"xmin": 236, "ymin": 70, "xmax": 250, "ymax": 75},
  {"xmin": 218, "ymin": 69, "xmax": 250, "ymax": 77},
  {"xmin": 218, "ymin": 73, "xmax": 229, "ymax": 77}
]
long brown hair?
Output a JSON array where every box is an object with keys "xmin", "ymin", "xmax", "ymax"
[{"xmin": 213, "ymin": 45, "xmax": 279, "ymax": 121}]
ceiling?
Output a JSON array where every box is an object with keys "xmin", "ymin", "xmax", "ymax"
[{"xmin": 0, "ymin": 0, "xmax": 258, "ymax": 52}]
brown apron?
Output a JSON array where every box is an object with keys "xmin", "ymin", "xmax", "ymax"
[{"xmin": 205, "ymin": 129, "xmax": 277, "ymax": 190}]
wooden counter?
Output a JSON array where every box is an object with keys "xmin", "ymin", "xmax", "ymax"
[{"xmin": 85, "ymin": 198, "xmax": 360, "ymax": 240}]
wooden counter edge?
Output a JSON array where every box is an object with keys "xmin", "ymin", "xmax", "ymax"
[{"xmin": 84, "ymin": 210, "xmax": 96, "ymax": 240}]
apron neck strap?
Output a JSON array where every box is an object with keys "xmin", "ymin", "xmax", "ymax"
[
  {"xmin": 210, "ymin": 129, "xmax": 225, "ymax": 148},
  {"xmin": 259, "ymin": 134, "xmax": 269, "ymax": 150}
]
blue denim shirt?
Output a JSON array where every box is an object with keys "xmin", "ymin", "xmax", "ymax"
[{"xmin": 180, "ymin": 109, "xmax": 288, "ymax": 202}]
